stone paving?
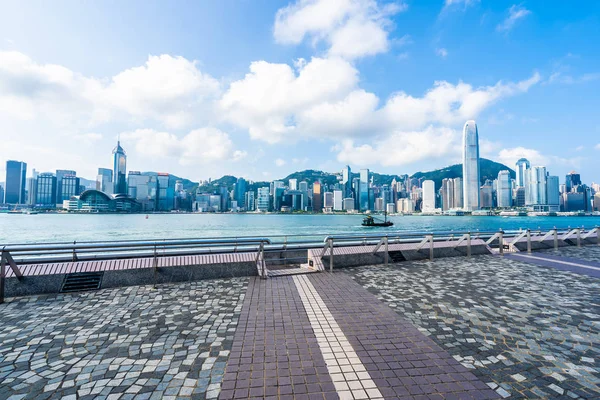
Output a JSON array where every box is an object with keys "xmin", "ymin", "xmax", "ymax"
[
  {"xmin": 346, "ymin": 253, "xmax": 600, "ymax": 399},
  {"xmin": 0, "ymin": 279, "xmax": 247, "ymax": 400},
  {"xmin": 540, "ymin": 245, "xmax": 600, "ymax": 263}
]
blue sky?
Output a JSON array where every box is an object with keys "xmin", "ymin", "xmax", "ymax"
[{"xmin": 1, "ymin": 0, "xmax": 599, "ymax": 185}]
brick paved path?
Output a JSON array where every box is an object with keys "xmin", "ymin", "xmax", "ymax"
[{"xmin": 220, "ymin": 275, "xmax": 498, "ymax": 400}]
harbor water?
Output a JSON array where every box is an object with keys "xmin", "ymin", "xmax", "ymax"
[{"xmin": 1, "ymin": 213, "xmax": 599, "ymax": 244}]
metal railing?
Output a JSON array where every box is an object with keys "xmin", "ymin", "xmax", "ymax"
[{"xmin": 1, "ymin": 226, "xmax": 598, "ymax": 303}]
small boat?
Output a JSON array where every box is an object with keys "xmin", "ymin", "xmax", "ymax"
[
  {"xmin": 145, "ymin": 214, "xmax": 149, "ymax": 219},
  {"xmin": 362, "ymin": 212, "xmax": 394, "ymax": 227}
]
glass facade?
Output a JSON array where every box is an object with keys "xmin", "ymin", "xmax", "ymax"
[
  {"xmin": 113, "ymin": 141, "xmax": 127, "ymax": 195},
  {"xmin": 462, "ymin": 120, "xmax": 480, "ymax": 211},
  {"xmin": 36, "ymin": 173, "xmax": 57, "ymax": 206},
  {"xmin": 359, "ymin": 169, "xmax": 369, "ymax": 211},
  {"xmin": 96, "ymin": 168, "xmax": 113, "ymax": 194},
  {"xmin": 515, "ymin": 158, "xmax": 530, "ymax": 188},
  {"xmin": 60, "ymin": 175, "xmax": 80, "ymax": 204},
  {"xmin": 4, "ymin": 160, "xmax": 27, "ymax": 204},
  {"xmin": 497, "ymin": 171, "xmax": 512, "ymax": 208}
]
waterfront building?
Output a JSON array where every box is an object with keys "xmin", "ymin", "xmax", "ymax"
[
  {"xmin": 96, "ymin": 168, "xmax": 113, "ymax": 194},
  {"xmin": 546, "ymin": 175, "xmax": 560, "ymax": 211},
  {"xmin": 245, "ymin": 191, "xmax": 255, "ymax": 211},
  {"xmin": 4, "ymin": 160, "xmax": 27, "ymax": 204},
  {"xmin": 514, "ymin": 187, "xmax": 526, "ymax": 207},
  {"xmin": 565, "ymin": 171, "xmax": 581, "ymax": 193},
  {"xmin": 480, "ymin": 181, "xmax": 494, "ymax": 209},
  {"xmin": 257, "ymin": 187, "xmax": 270, "ymax": 211},
  {"xmin": 525, "ymin": 166, "xmax": 547, "ymax": 207},
  {"xmin": 342, "ymin": 198, "xmax": 355, "ymax": 211},
  {"xmin": 274, "ymin": 186, "xmax": 285, "ymax": 211},
  {"xmin": 55, "ymin": 170, "xmax": 77, "ymax": 205},
  {"xmin": 65, "ymin": 190, "xmax": 141, "ymax": 212},
  {"xmin": 462, "ymin": 120, "xmax": 480, "ymax": 211},
  {"xmin": 288, "ymin": 178, "xmax": 297, "ymax": 190},
  {"xmin": 35, "ymin": 173, "xmax": 57, "ymax": 207},
  {"xmin": 0, "ymin": 185, "xmax": 3, "ymax": 205},
  {"xmin": 386, "ymin": 203, "xmax": 395, "ymax": 214},
  {"xmin": 453, "ymin": 178, "xmax": 463, "ymax": 209},
  {"xmin": 441, "ymin": 178, "xmax": 454, "ymax": 211},
  {"xmin": 127, "ymin": 172, "xmax": 156, "ymax": 210},
  {"xmin": 209, "ymin": 195, "xmax": 222, "ymax": 212},
  {"xmin": 312, "ymin": 181, "xmax": 322, "ymax": 212},
  {"xmin": 359, "ymin": 169, "xmax": 370, "ymax": 211},
  {"xmin": 515, "ymin": 158, "xmax": 530, "ymax": 187},
  {"xmin": 112, "ymin": 141, "xmax": 127, "ymax": 195},
  {"xmin": 422, "ymin": 180, "xmax": 435, "ymax": 212},
  {"xmin": 397, "ymin": 198, "xmax": 414, "ymax": 213},
  {"xmin": 26, "ymin": 176, "xmax": 37, "ymax": 206},
  {"xmin": 380, "ymin": 185, "xmax": 392, "ymax": 209},
  {"xmin": 374, "ymin": 197, "xmax": 384, "ymax": 211},
  {"xmin": 298, "ymin": 181, "xmax": 308, "ymax": 192},
  {"xmin": 497, "ymin": 170, "xmax": 512, "ymax": 208},
  {"xmin": 156, "ymin": 173, "xmax": 175, "ymax": 211},
  {"xmin": 236, "ymin": 178, "xmax": 247, "ymax": 210},
  {"xmin": 58, "ymin": 174, "xmax": 80, "ymax": 207},
  {"xmin": 594, "ymin": 193, "xmax": 600, "ymax": 212},
  {"xmin": 333, "ymin": 190, "xmax": 343, "ymax": 211},
  {"xmin": 323, "ymin": 192, "xmax": 333, "ymax": 209},
  {"xmin": 341, "ymin": 165, "xmax": 352, "ymax": 198}
]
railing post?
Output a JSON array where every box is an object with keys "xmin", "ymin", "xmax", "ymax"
[
  {"xmin": 577, "ymin": 228, "xmax": 581, "ymax": 247},
  {"xmin": 260, "ymin": 242, "xmax": 266, "ymax": 279},
  {"xmin": 466, "ymin": 233, "xmax": 471, "ymax": 258},
  {"xmin": 597, "ymin": 227, "xmax": 600, "ymax": 247},
  {"xmin": 499, "ymin": 231, "xmax": 504, "ymax": 256},
  {"xmin": 384, "ymin": 236, "xmax": 389, "ymax": 266},
  {"xmin": 554, "ymin": 229, "xmax": 558, "ymax": 251},
  {"xmin": 429, "ymin": 234, "xmax": 434, "ymax": 261},
  {"xmin": 0, "ymin": 252, "xmax": 5, "ymax": 305},
  {"xmin": 527, "ymin": 229, "xmax": 531, "ymax": 253},
  {"xmin": 328, "ymin": 238, "xmax": 334, "ymax": 272},
  {"xmin": 153, "ymin": 244, "xmax": 158, "ymax": 289},
  {"xmin": 283, "ymin": 236, "xmax": 287, "ymax": 266},
  {"xmin": 72, "ymin": 241, "xmax": 77, "ymax": 262}
]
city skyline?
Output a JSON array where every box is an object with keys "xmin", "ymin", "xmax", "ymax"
[{"xmin": 1, "ymin": 1, "xmax": 600, "ymax": 183}]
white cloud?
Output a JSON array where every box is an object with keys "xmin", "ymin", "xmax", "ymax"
[
  {"xmin": 273, "ymin": 0, "xmax": 407, "ymax": 59},
  {"xmin": 548, "ymin": 72, "xmax": 600, "ymax": 85},
  {"xmin": 335, "ymin": 126, "xmax": 459, "ymax": 167},
  {"xmin": 232, "ymin": 150, "xmax": 248, "ymax": 161},
  {"xmin": 497, "ymin": 5, "xmax": 531, "ymax": 32},
  {"xmin": 121, "ymin": 127, "xmax": 238, "ymax": 166},
  {"xmin": 496, "ymin": 146, "xmax": 580, "ymax": 170},
  {"xmin": 436, "ymin": 48, "xmax": 448, "ymax": 58},
  {"xmin": 275, "ymin": 158, "xmax": 286, "ymax": 167},
  {"xmin": 221, "ymin": 55, "xmax": 540, "ymax": 147},
  {"xmin": 596, "ymin": 143, "xmax": 600, "ymax": 150},
  {"xmin": 442, "ymin": 0, "xmax": 479, "ymax": 11}
]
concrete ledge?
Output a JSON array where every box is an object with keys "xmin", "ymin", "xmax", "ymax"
[
  {"xmin": 513, "ymin": 238, "xmax": 597, "ymax": 251},
  {"xmin": 5, "ymin": 274, "xmax": 65, "ymax": 297}
]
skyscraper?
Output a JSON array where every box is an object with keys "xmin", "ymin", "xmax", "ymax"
[
  {"xmin": 462, "ymin": 120, "xmax": 480, "ymax": 211},
  {"xmin": 35, "ymin": 173, "xmax": 57, "ymax": 206},
  {"xmin": 497, "ymin": 170, "xmax": 512, "ymax": 208},
  {"xmin": 113, "ymin": 141, "xmax": 127, "ymax": 195},
  {"xmin": 525, "ymin": 166, "xmax": 547, "ymax": 206},
  {"xmin": 312, "ymin": 181, "xmax": 322, "ymax": 212},
  {"xmin": 342, "ymin": 165, "xmax": 351, "ymax": 198},
  {"xmin": 515, "ymin": 158, "xmax": 530, "ymax": 187},
  {"xmin": 422, "ymin": 180, "xmax": 436, "ymax": 212},
  {"xmin": 4, "ymin": 160, "xmax": 27, "ymax": 204},
  {"xmin": 565, "ymin": 171, "xmax": 582, "ymax": 193},
  {"xmin": 96, "ymin": 168, "xmax": 113, "ymax": 194},
  {"xmin": 453, "ymin": 177, "xmax": 463, "ymax": 209},
  {"xmin": 55, "ymin": 169, "xmax": 77, "ymax": 204},
  {"xmin": 359, "ymin": 169, "xmax": 369, "ymax": 211},
  {"xmin": 236, "ymin": 177, "xmax": 247, "ymax": 209},
  {"xmin": 546, "ymin": 175, "xmax": 560, "ymax": 211}
]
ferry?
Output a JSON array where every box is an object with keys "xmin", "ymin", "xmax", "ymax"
[{"xmin": 362, "ymin": 212, "xmax": 394, "ymax": 227}]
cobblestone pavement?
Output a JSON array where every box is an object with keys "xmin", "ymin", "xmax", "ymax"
[
  {"xmin": 346, "ymin": 255, "xmax": 600, "ymax": 399},
  {"xmin": 0, "ymin": 279, "xmax": 247, "ymax": 400},
  {"xmin": 540, "ymin": 246, "xmax": 600, "ymax": 263}
]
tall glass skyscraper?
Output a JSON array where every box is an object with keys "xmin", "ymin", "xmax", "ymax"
[
  {"xmin": 515, "ymin": 158, "xmax": 530, "ymax": 187},
  {"xmin": 4, "ymin": 160, "xmax": 27, "ymax": 204},
  {"xmin": 359, "ymin": 169, "xmax": 369, "ymax": 211},
  {"xmin": 342, "ymin": 165, "xmax": 351, "ymax": 198},
  {"xmin": 113, "ymin": 141, "xmax": 127, "ymax": 195},
  {"xmin": 497, "ymin": 170, "xmax": 512, "ymax": 208},
  {"xmin": 462, "ymin": 120, "xmax": 480, "ymax": 211}
]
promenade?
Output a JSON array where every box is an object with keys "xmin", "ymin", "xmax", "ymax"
[{"xmin": 1, "ymin": 246, "xmax": 599, "ymax": 399}]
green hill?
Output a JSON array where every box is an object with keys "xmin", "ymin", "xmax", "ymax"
[{"xmin": 411, "ymin": 158, "xmax": 515, "ymax": 190}]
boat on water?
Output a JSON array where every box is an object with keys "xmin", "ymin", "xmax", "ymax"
[{"xmin": 362, "ymin": 212, "xmax": 394, "ymax": 227}]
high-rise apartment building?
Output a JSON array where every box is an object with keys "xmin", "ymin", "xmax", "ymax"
[
  {"xmin": 4, "ymin": 160, "xmax": 27, "ymax": 204},
  {"xmin": 257, "ymin": 187, "xmax": 270, "ymax": 211},
  {"xmin": 462, "ymin": 120, "xmax": 480, "ymax": 211},
  {"xmin": 113, "ymin": 141, "xmax": 127, "ymax": 195},
  {"xmin": 453, "ymin": 178, "xmax": 463, "ymax": 209},
  {"xmin": 323, "ymin": 192, "xmax": 333, "ymax": 209},
  {"xmin": 515, "ymin": 158, "xmax": 530, "ymax": 187},
  {"xmin": 441, "ymin": 178, "xmax": 454, "ymax": 211},
  {"xmin": 288, "ymin": 179, "xmax": 297, "ymax": 191},
  {"xmin": 245, "ymin": 191, "xmax": 255, "ymax": 211},
  {"xmin": 497, "ymin": 170, "xmax": 512, "ymax": 208}
]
